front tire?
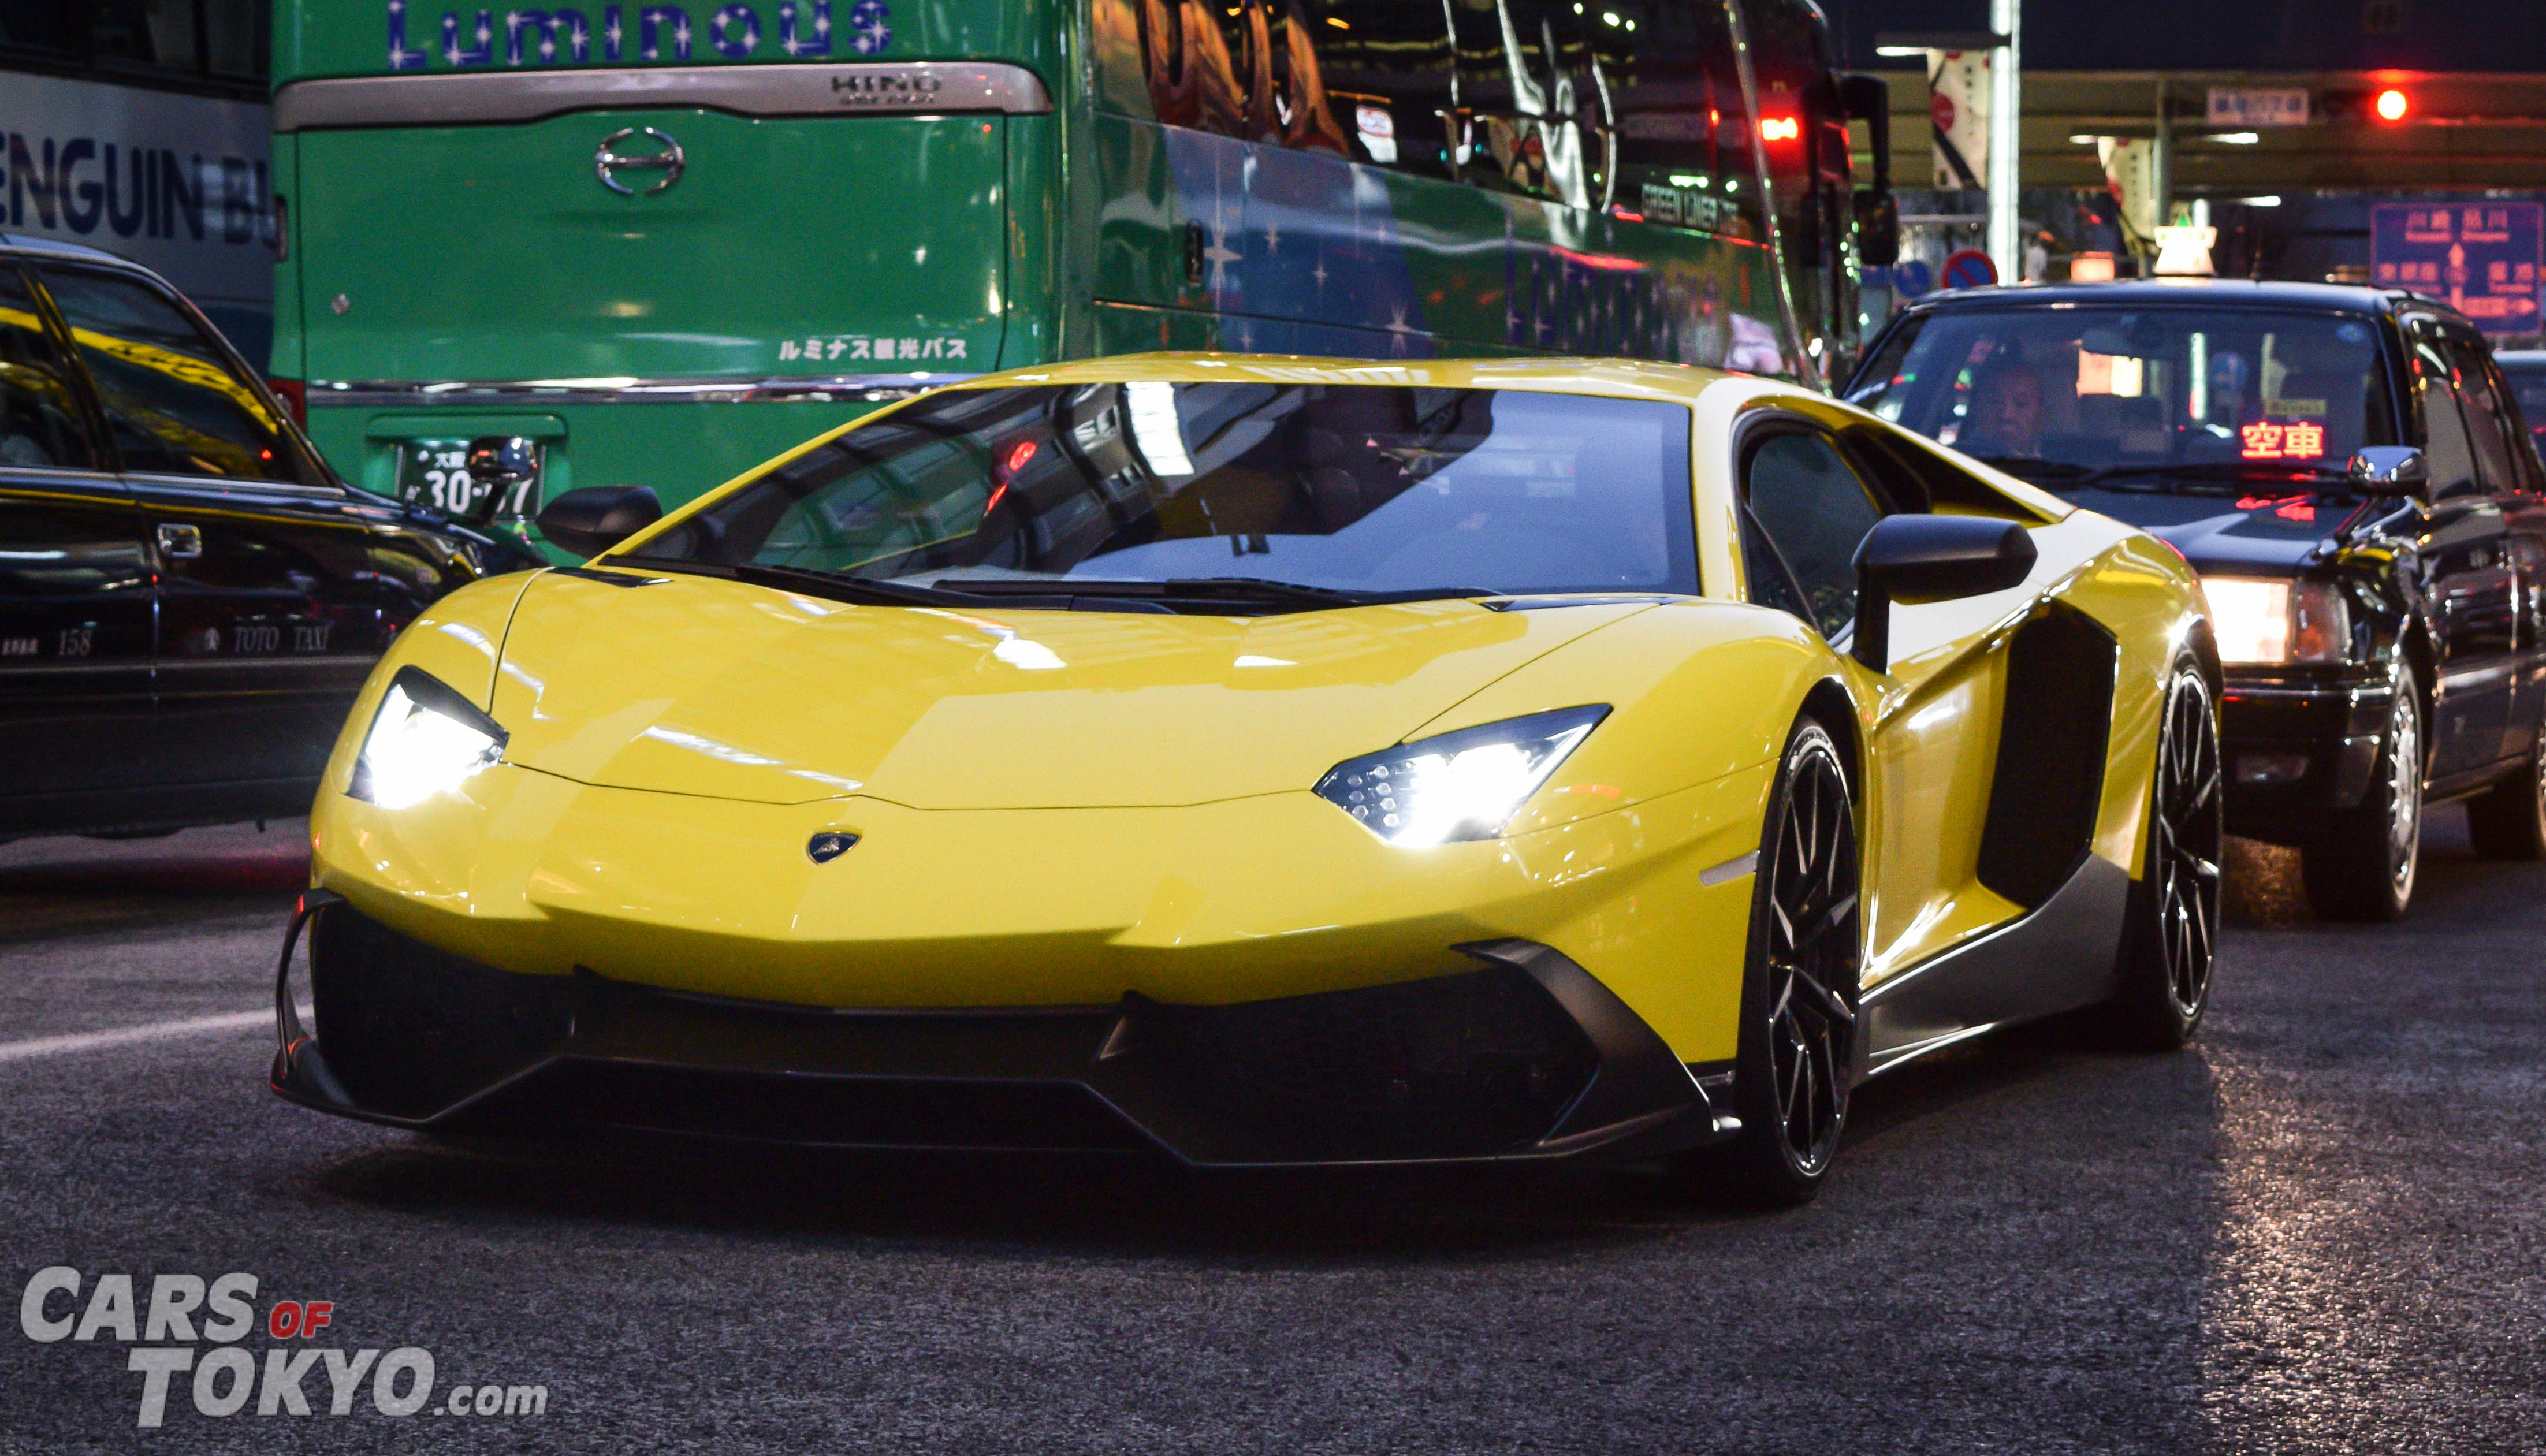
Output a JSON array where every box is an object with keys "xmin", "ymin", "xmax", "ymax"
[
  {"xmin": 2301, "ymin": 661, "xmax": 2424, "ymax": 921},
  {"xmin": 2104, "ymin": 658, "xmax": 2222, "ymax": 1051},
  {"xmin": 1706, "ymin": 716, "xmax": 1863, "ymax": 1207},
  {"xmin": 2465, "ymin": 727, "xmax": 2546, "ymax": 861}
]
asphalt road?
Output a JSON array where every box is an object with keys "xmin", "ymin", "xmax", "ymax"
[{"xmin": 1, "ymin": 817, "xmax": 2540, "ymax": 1454}]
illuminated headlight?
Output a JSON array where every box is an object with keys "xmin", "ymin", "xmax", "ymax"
[
  {"xmin": 348, "ymin": 667, "xmax": 508, "ymax": 809},
  {"xmin": 1315, "ymin": 706, "xmax": 1609, "ymax": 846},
  {"xmin": 2205, "ymin": 576, "xmax": 2350, "ymax": 665}
]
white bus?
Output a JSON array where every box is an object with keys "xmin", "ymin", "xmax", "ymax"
[{"xmin": 0, "ymin": 1, "xmax": 277, "ymax": 363}]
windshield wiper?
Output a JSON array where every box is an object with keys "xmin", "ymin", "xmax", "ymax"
[
  {"xmin": 630, "ymin": 558, "xmax": 981, "ymax": 608},
  {"xmin": 1974, "ymin": 457, "xmax": 2357, "ymax": 493},
  {"xmin": 1969, "ymin": 455, "xmax": 2094, "ymax": 480},
  {"xmin": 942, "ymin": 576, "xmax": 1499, "ymax": 609}
]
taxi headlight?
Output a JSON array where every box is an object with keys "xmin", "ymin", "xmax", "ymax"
[
  {"xmin": 2205, "ymin": 576, "xmax": 2349, "ymax": 665},
  {"xmin": 1315, "ymin": 706, "xmax": 1610, "ymax": 846},
  {"xmin": 348, "ymin": 667, "xmax": 508, "ymax": 809}
]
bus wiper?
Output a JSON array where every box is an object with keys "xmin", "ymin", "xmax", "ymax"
[
  {"xmin": 633, "ymin": 558, "xmax": 981, "ymax": 608},
  {"xmin": 1969, "ymin": 456, "xmax": 2093, "ymax": 480}
]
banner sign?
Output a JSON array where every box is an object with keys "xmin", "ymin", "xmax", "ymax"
[
  {"xmin": 2205, "ymin": 87, "xmax": 2310, "ymax": 127},
  {"xmin": 2372, "ymin": 203, "xmax": 2544, "ymax": 334},
  {"xmin": 1926, "ymin": 50, "xmax": 1989, "ymax": 191},
  {"xmin": 0, "ymin": 73, "xmax": 274, "ymax": 312}
]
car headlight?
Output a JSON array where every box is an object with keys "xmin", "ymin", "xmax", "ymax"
[
  {"xmin": 2205, "ymin": 576, "xmax": 2350, "ymax": 665},
  {"xmin": 1315, "ymin": 705, "xmax": 1610, "ymax": 846},
  {"xmin": 348, "ymin": 667, "xmax": 508, "ymax": 809}
]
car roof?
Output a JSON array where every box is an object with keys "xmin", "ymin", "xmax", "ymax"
[
  {"xmin": 1898, "ymin": 277, "xmax": 2466, "ymax": 323},
  {"xmin": 958, "ymin": 352, "xmax": 1745, "ymax": 405},
  {"xmin": 0, "ymin": 232, "xmax": 142, "ymax": 264}
]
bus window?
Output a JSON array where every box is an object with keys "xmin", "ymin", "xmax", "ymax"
[
  {"xmin": 1264, "ymin": 2, "xmax": 1350, "ymax": 155},
  {"xmin": 1302, "ymin": 2, "xmax": 1459, "ymax": 178},
  {"xmin": 1449, "ymin": 0, "xmax": 1605, "ymax": 210},
  {"xmin": 1133, "ymin": 0, "xmax": 1252, "ymax": 135},
  {"xmin": 1104, "ymin": 0, "xmax": 1427, "ymax": 166},
  {"xmin": 1593, "ymin": 1, "xmax": 1759, "ymax": 241}
]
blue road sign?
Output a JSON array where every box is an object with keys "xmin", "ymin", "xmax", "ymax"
[
  {"xmin": 2373, "ymin": 203, "xmax": 2543, "ymax": 335},
  {"xmin": 1892, "ymin": 259, "xmax": 1935, "ymax": 298},
  {"xmin": 1941, "ymin": 248, "xmax": 1998, "ymax": 291}
]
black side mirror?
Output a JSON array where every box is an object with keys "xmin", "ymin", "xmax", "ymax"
[
  {"xmin": 1853, "ymin": 189, "xmax": 1901, "ymax": 268},
  {"xmin": 1836, "ymin": 75, "xmax": 1898, "ymax": 267},
  {"xmin": 534, "ymin": 485, "xmax": 662, "ymax": 560},
  {"xmin": 2347, "ymin": 446, "xmax": 2429, "ymax": 501},
  {"xmin": 1851, "ymin": 515, "xmax": 2038, "ymax": 671}
]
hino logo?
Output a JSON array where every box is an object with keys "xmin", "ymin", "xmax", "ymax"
[
  {"xmin": 593, "ymin": 127, "xmax": 683, "ymax": 196},
  {"xmin": 830, "ymin": 69, "xmax": 943, "ymax": 106}
]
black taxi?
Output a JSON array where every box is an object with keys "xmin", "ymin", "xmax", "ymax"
[
  {"xmin": 0, "ymin": 236, "xmax": 538, "ymax": 841},
  {"xmin": 1847, "ymin": 280, "xmax": 2545, "ymax": 921}
]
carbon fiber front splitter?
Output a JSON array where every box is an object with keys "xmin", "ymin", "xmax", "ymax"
[{"xmin": 269, "ymin": 895, "xmax": 1739, "ymax": 1168}]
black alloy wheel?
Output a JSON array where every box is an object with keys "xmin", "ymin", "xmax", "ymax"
[
  {"xmin": 2106, "ymin": 659, "xmax": 2222, "ymax": 1050},
  {"xmin": 2466, "ymin": 720, "xmax": 2546, "ymax": 861},
  {"xmin": 1703, "ymin": 717, "xmax": 1863, "ymax": 1206},
  {"xmin": 2302, "ymin": 660, "xmax": 2425, "ymax": 922}
]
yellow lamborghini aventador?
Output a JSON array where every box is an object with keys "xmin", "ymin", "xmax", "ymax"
[{"xmin": 271, "ymin": 356, "xmax": 2220, "ymax": 1203}]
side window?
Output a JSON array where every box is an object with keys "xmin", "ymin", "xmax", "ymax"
[
  {"xmin": 1448, "ymin": 0, "xmax": 1603, "ymax": 209},
  {"xmin": 1738, "ymin": 503, "xmax": 1814, "ymax": 623},
  {"xmin": 2444, "ymin": 333, "xmax": 2523, "ymax": 494},
  {"xmin": 36, "ymin": 268, "xmax": 314, "ymax": 486},
  {"xmin": 2407, "ymin": 324, "xmax": 2480, "ymax": 499},
  {"xmin": 1305, "ymin": 1, "xmax": 1458, "ymax": 176},
  {"xmin": 1743, "ymin": 429, "xmax": 1888, "ymax": 642},
  {"xmin": 1113, "ymin": 0, "xmax": 1404, "ymax": 162},
  {"xmin": 1595, "ymin": 0, "xmax": 1762, "ymax": 240},
  {"xmin": 0, "ymin": 268, "xmax": 98, "ymax": 472}
]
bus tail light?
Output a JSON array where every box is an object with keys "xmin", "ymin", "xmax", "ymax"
[{"xmin": 269, "ymin": 377, "xmax": 307, "ymax": 428}]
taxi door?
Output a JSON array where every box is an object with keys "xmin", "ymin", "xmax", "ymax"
[
  {"xmin": 0, "ymin": 265, "xmax": 155, "ymax": 835},
  {"xmin": 33, "ymin": 262, "xmax": 384, "ymax": 799}
]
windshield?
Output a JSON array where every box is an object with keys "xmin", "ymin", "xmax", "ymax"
[
  {"xmin": 623, "ymin": 383, "xmax": 1699, "ymax": 601},
  {"xmin": 1847, "ymin": 307, "xmax": 2399, "ymax": 487}
]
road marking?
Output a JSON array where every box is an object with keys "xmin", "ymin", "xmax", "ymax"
[{"xmin": 0, "ymin": 1010, "xmax": 268, "ymax": 1064}]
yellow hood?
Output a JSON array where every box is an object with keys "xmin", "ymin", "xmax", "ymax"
[{"xmin": 488, "ymin": 571, "xmax": 1653, "ymax": 809}]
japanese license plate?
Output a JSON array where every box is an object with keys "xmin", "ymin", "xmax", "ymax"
[{"xmin": 394, "ymin": 438, "xmax": 542, "ymax": 519}]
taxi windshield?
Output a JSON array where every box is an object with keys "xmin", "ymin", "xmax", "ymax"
[
  {"xmin": 1847, "ymin": 306, "xmax": 2399, "ymax": 489},
  {"xmin": 623, "ymin": 382, "xmax": 1699, "ymax": 601}
]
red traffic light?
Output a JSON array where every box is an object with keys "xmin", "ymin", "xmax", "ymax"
[
  {"xmin": 2374, "ymin": 88, "xmax": 2410, "ymax": 121},
  {"xmin": 1759, "ymin": 116, "xmax": 1800, "ymax": 143}
]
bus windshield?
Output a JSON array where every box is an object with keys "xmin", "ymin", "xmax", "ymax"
[
  {"xmin": 1848, "ymin": 307, "xmax": 2398, "ymax": 487},
  {"xmin": 623, "ymin": 383, "xmax": 1698, "ymax": 601}
]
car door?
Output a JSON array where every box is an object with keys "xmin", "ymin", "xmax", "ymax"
[
  {"xmin": 34, "ymin": 263, "xmax": 387, "ymax": 796},
  {"xmin": 1734, "ymin": 417, "xmax": 2026, "ymax": 986},
  {"xmin": 0, "ymin": 263, "xmax": 157, "ymax": 833},
  {"xmin": 2404, "ymin": 318, "xmax": 2517, "ymax": 779},
  {"xmin": 2448, "ymin": 333, "xmax": 2546, "ymax": 763}
]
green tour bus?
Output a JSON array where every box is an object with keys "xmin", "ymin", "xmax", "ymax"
[{"xmin": 268, "ymin": 0, "xmax": 1897, "ymax": 535}]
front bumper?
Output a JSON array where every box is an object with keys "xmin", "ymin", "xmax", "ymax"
[
  {"xmin": 2218, "ymin": 673, "xmax": 2393, "ymax": 844},
  {"xmin": 270, "ymin": 895, "xmax": 1734, "ymax": 1168}
]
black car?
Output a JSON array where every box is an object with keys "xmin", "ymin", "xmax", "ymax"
[
  {"xmin": 0, "ymin": 236, "xmax": 539, "ymax": 841},
  {"xmin": 1846, "ymin": 280, "xmax": 2546, "ymax": 921}
]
